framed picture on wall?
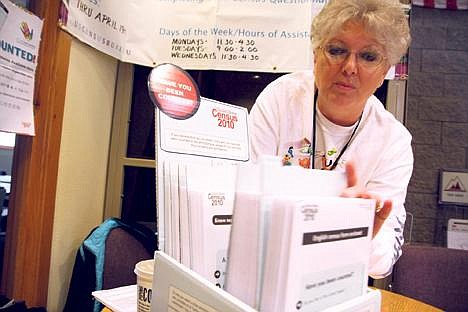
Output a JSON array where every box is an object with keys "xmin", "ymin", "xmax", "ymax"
[{"xmin": 439, "ymin": 169, "xmax": 468, "ymax": 206}]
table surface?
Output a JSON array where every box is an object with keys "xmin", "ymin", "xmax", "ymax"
[
  {"xmin": 102, "ymin": 289, "xmax": 444, "ymax": 312},
  {"xmin": 379, "ymin": 289, "xmax": 443, "ymax": 312}
]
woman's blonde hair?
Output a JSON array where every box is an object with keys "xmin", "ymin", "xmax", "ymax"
[{"xmin": 311, "ymin": 0, "xmax": 410, "ymax": 65}]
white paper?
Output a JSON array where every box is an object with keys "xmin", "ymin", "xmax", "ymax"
[
  {"xmin": 162, "ymin": 161, "xmax": 172, "ymax": 258},
  {"xmin": 447, "ymin": 218, "xmax": 468, "ymax": 250},
  {"xmin": 158, "ymin": 97, "xmax": 249, "ymax": 161},
  {"xmin": 92, "ymin": 284, "xmax": 137, "ymax": 312},
  {"xmin": 225, "ymin": 190, "xmax": 262, "ymax": 308},
  {"xmin": 170, "ymin": 161, "xmax": 181, "ymax": 261},
  {"xmin": 226, "ymin": 163, "xmax": 374, "ymax": 311},
  {"xmin": 226, "ymin": 160, "xmax": 348, "ymax": 309},
  {"xmin": 186, "ymin": 163, "xmax": 237, "ymax": 288},
  {"xmin": 156, "ymin": 97, "xmax": 249, "ymax": 256},
  {"xmin": 260, "ymin": 196, "xmax": 374, "ymax": 312},
  {"xmin": 178, "ymin": 163, "xmax": 191, "ymax": 267}
]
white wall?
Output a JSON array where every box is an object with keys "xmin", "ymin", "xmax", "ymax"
[{"xmin": 47, "ymin": 39, "xmax": 118, "ymax": 312}]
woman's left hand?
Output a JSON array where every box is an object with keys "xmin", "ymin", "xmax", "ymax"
[{"xmin": 341, "ymin": 161, "xmax": 392, "ymax": 238}]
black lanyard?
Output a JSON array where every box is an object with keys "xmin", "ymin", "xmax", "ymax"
[{"xmin": 311, "ymin": 91, "xmax": 362, "ymax": 170}]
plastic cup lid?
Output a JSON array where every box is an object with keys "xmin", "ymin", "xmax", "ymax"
[{"xmin": 134, "ymin": 259, "xmax": 154, "ymax": 277}]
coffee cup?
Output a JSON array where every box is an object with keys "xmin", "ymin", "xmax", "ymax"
[{"xmin": 134, "ymin": 259, "xmax": 154, "ymax": 312}]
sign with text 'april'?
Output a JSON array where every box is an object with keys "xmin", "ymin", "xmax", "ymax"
[{"xmin": 59, "ymin": 0, "xmax": 327, "ymax": 72}]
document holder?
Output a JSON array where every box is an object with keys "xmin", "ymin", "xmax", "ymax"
[{"xmin": 151, "ymin": 251, "xmax": 381, "ymax": 312}]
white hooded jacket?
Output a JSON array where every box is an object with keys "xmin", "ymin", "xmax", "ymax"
[{"xmin": 249, "ymin": 70, "xmax": 413, "ymax": 278}]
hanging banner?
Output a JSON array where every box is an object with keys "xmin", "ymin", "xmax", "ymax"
[
  {"xmin": 0, "ymin": 0, "xmax": 43, "ymax": 136},
  {"xmin": 59, "ymin": 0, "xmax": 327, "ymax": 72}
]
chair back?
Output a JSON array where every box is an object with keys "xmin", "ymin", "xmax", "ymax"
[
  {"xmin": 64, "ymin": 218, "xmax": 157, "ymax": 312},
  {"xmin": 391, "ymin": 244, "xmax": 468, "ymax": 311},
  {"xmin": 103, "ymin": 226, "xmax": 153, "ymax": 289}
]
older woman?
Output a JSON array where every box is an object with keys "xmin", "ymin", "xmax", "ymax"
[{"xmin": 249, "ymin": 0, "xmax": 412, "ymax": 278}]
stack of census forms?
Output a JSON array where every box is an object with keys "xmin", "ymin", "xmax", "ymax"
[
  {"xmin": 226, "ymin": 160, "xmax": 376, "ymax": 311},
  {"xmin": 155, "ymin": 95, "xmax": 249, "ymax": 288}
]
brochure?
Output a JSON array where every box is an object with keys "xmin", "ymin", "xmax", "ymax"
[
  {"xmin": 227, "ymin": 194, "xmax": 374, "ymax": 311},
  {"xmin": 151, "ymin": 251, "xmax": 256, "ymax": 312},
  {"xmin": 261, "ymin": 196, "xmax": 374, "ymax": 312},
  {"xmin": 226, "ymin": 159, "xmax": 349, "ymax": 309},
  {"xmin": 154, "ymin": 87, "xmax": 249, "ymax": 288},
  {"xmin": 185, "ymin": 163, "xmax": 237, "ymax": 287},
  {"xmin": 155, "ymin": 96, "xmax": 249, "ymax": 256}
]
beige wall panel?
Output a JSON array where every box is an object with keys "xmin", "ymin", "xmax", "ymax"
[{"xmin": 47, "ymin": 39, "xmax": 117, "ymax": 312}]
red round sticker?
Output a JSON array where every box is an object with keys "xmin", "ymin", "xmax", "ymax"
[{"xmin": 148, "ymin": 63, "xmax": 200, "ymax": 120}]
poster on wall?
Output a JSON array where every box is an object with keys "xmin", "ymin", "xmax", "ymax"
[
  {"xmin": 59, "ymin": 0, "xmax": 327, "ymax": 72},
  {"xmin": 439, "ymin": 169, "xmax": 468, "ymax": 206},
  {"xmin": 0, "ymin": 0, "xmax": 43, "ymax": 136}
]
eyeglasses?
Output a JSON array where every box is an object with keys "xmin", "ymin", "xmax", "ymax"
[{"xmin": 320, "ymin": 42, "xmax": 387, "ymax": 69}]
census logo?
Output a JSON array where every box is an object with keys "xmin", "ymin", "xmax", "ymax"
[
  {"xmin": 212, "ymin": 108, "xmax": 238, "ymax": 129},
  {"xmin": 208, "ymin": 193, "xmax": 225, "ymax": 206},
  {"xmin": 301, "ymin": 204, "xmax": 318, "ymax": 221},
  {"xmin": 20, "ymin": 22, "xmax": 33, "ymax": 40}
]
